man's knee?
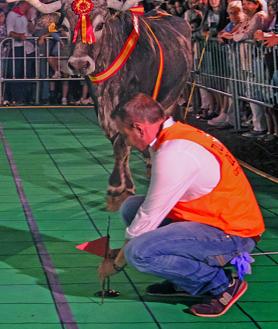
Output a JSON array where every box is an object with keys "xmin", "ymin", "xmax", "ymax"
[
  {"xmin": 119, "ymin": 196, "xmax": 134, "ymax": 226},
  {"xmin": 124, "ymin": 237, "xmax": 150, "ymax": 271},
  {"xmin": 119, "ymin": 195, "xmax": 145, "ymax": 226}
]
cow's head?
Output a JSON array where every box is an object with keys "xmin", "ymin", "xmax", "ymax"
[
  {"xmin": 6, "ymin": 0, "xmax": 140, "ymax": 75},
  {"xmin": 66, "ymin": 0, "xmax": 140, "ymax": 75}
]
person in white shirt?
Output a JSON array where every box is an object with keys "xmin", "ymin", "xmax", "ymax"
[
  {"xmin": 5, "ymin": 1, "xmax": 34, "ymax": 104},
  {"xmin": 98, "ymin": 93, "xmax": 264, "ymax": 317}
]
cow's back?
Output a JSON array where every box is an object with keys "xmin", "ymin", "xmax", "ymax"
[
  {"xmin": 143, "ymin": 10, "xmax": 192, "ymax": 111},
  {"xmin": 95, "ymin": 9, "xmax": 192, "ymax": 138}
]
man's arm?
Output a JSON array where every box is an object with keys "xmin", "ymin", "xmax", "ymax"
[
  {"xmin": 126, "ymin": 142, "xmax": 202, "ymax": 239},
  {"xmin": 9, "ymin": 31, "xmax": 26, "ymax": 41},
  {"xmin": 98, "ymin": 240, "xmax": 129, "ymax": 281},
  {"xmin": 98, "ymin": 140, "xmax": 220, "ymax": 279}
]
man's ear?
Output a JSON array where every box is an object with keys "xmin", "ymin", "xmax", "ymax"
[{"xmin": 132, "ymin": 122, "xmax": 144, "ymax": 137}]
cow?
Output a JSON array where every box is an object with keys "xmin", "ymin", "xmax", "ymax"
[{"xmin": 7, "ymin": 0, "xmax": 192, "ymax": 209}]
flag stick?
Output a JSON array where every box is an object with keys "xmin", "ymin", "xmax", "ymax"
[{"xmin": 101, "ymin": 216, "xmax": 111, "ymax": 304}]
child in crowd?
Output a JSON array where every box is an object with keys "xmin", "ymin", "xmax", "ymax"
[{"xmin": 37, "ymin": 10, "xmax": 66, "ymax": 79}]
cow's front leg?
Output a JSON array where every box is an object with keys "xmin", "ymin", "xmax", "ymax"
[{"xmin": 108, "ymin": 133, "xmax": 134, "ymax": 196}]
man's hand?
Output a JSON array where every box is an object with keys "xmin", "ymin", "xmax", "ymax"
[
  {"xmin": 108, "ymin": 248, "xmax": 121, "ymax": 260},
  {"xmin": 254, "ymin": 30, "xmax": 264, "ymax": 41},
  {"xmin": 38, "ymin": 35, "xmax": 47, "ymax": 46},
  {"xmin": 98, "ymin": 258, "xmax": 117, "ymax": 282},
  {"xmin": 263, "ymin": 34, "xmax": 278, "ymax": 48},
  {"xmin": 10, "ymin": 32, "xmax": 27, "ymax": 41},
  {"xmin": 97, "ymin": 240, "xmax": 129, "ymax": 281},
  {"xmin": 220, "ymin": 32, "xmax": 234, "ymax": 40}
]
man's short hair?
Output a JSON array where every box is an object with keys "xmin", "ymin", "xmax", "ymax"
[{"xmin": 111, "ymin": 93, "xmax": 165, "ymax": 126}]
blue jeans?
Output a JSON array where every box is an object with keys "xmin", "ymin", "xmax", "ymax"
[{"xmin": 120, "ymin": 195, "xmax": 255, "ymax": 296}]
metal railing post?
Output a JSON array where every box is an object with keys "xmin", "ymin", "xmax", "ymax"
[{"xmin": 230, "ymin": 42, "xmax": 241, "ymax": 131}]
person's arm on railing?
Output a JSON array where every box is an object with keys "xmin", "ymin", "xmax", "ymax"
[
  {"xmin": 8, "ymin": 31, "xmax": 27, "ymax": 41},
  {"xmin": 233, "ymin": 12, "xmax": 266, "ymax": 42},
  {"xmin": 263, "ymin": 33, "xmax": 278, "ymax": 47}
]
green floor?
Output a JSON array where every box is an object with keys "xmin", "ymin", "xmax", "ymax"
[{"xmin": 0, "ymin": 108, "xmax": 277, "ymax": 329}]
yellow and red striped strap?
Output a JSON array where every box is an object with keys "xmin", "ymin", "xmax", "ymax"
[
  {"xmin": 129, "ymin": 5, "xmax": 144, "ymax": 15},
  {"xmin": 89, "ymin": 5, "xmax": 164, "ymax": 101},
  {"xmin": 89, "ymin": 5, "xmax": 144, "ymax": 83},
  {"xmin": 89, "ymin": 28, "xmax": 139, "ymax": 83},
  {"xmin": 141, "ymin": 17, "xmax": 164, "ymax": 100}
]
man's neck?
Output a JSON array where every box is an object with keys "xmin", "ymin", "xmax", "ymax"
[{"xmin": 149, "ymin": 117, "xmax": 175, "ymax": 148}]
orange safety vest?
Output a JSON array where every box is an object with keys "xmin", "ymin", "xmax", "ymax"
[{"xmin": 154, "ymin": 122, "xmax": 265, "ymax": 238}]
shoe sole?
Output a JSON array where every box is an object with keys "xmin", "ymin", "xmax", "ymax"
[
  {"xmin": 190, "ymin": 281, "xmax": 248, "ymax": 318},
  {"xmin": 146, "ymin": 292, "xmax": 192, "ymax": 297},
  {"xmin": 146, "ymin": 291, "xmax": 206, "ymax": 298}
]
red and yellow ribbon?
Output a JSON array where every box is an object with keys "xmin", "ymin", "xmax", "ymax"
[
  {"xmin": 89, "ymin": 5, "xmax": 144, "ymax": 84},
  {"xmin": 141, "ymin": 17, "xmax": 164, "ymax": 100},
  {"xmin": 89, "ymin": 28, "xmax": 139, "ymax": 83},
  {"xmin": 88, "ymin": 5, "xmax": 164, "ymax": 101},
  {"xmin": 72, "ymin": 0, "xmax": 95, "ymax": 44}
]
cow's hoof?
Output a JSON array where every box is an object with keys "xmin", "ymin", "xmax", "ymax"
[
  {"xmin": 126, "ymin": 187, "xmax": 135, "ymax": 195},
  {"xmin": 107, "ymin": 185, "xmax": 125, "ymax": 197},
  {"xmin": 106, "ymin": 191, "xmax": 132, "ymax": 212}
]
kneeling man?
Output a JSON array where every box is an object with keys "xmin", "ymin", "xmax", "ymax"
[{"xmin": 98, "ymin": 93, "xmax": 264, "ymax": 317}]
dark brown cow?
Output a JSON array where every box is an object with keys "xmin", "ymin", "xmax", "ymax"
[{"xmin": 7, "ymin": 0, "xmax": 192, "ymax": 205}]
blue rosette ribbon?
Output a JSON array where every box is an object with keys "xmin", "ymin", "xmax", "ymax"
[{"xmin": 230, "ymin": 252, "xmax": 255, "ymax": 280}]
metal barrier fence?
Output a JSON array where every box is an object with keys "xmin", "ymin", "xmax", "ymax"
[
  {"xmin": 193, "ymin": 37, "xmax": 278, "ymax": 129},
  {"xmin": 0, "ymin": 36, "xmax": 277, "ymax": 120},
  {"xmin": 0, "ymin": 36, "xmax": 83, "ymax": 104}
]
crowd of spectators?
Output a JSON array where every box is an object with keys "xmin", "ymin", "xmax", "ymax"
[
  {"xmin": 146, "ymin": 0, "xmax": 277, "ymax": 141},
  {"xmin": 0, "ymin": 0, "xmax": 277, "ymax": 140},
  {"xmin": 0, "ymin": 0, "xmax": 93, "ymax": 106}
]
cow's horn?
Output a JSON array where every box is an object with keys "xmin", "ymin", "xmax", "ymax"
[
  {"xmin": 107, "ymin": 0, "xmax": 140, "ymax": 11},
  {"xmin": 121, "ymin": 0, "xmax": 140, "ymax": 11},
  {"xmin": 106, "ymin": 0, "xmax": 124, "ymax": 10},
  {"xmin": 6, "ymin": 0, "xmax": 62, "ymax": 13}
]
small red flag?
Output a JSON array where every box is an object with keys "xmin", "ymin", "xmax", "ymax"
[{"xmin": 76, "ymin": 236, "xmax": 109, "ymax": 257}]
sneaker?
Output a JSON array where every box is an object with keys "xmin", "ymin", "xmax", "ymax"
[
  {"xmin": 61, "ymin": 97, "xmax": 68, "ymax": 105},
  {"xmin": 241, "ymin": 130, "xmax": 266, "ymax": 138},
  {"xmin": 214, "ymin": 122, "xmax": 233, "ymax": 129},
  {"xmin": 258, "ymin": 133, "xmax": 276, "ymax": 142},
  {"xmin": 198, "ymin": 111, "xmax": 218, "ymax": 121},
  {"xmin": 208, "ymin": 113, "xmax": 228, "ymax": 126},
  {"xmin": 241, "ymin": 119, "xmax": 253, "ymax": 128},
  {"xmin": 81, "ymin": 97, "xmax": 93, "ymax": 105},
  {"xmin": 75, "ymin": 97, "xmax": 93, "ymax": 105},
  {"xmin": 146, "ymin": 280, "xmax": 191, "ymax": 297},
  {"xmin": 189, "ymin": 278, "xmax": 248, "ymax": 318},
  {"xmin": 52, "ymin": 71, "xmax": 61, "ymax": 79}
]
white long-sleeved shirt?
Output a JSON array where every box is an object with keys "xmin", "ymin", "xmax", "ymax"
[{"xmin": 125, "ymin": 118, "xmax": 221, "ymax": 239}]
